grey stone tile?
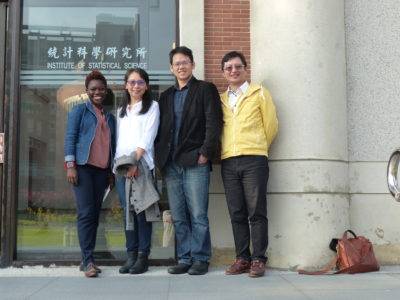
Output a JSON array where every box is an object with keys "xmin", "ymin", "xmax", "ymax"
[
  {"xmin": 167, "ymin": 290, "xmax": 310, "ymax": 300},
  {"xmin": 26, "ymin": 277, "xmax": 170, "ymax": 300},
  {"xmin": 305, "ymin": 289, "xmax": 400, "ymax": 300},
  {"xmin": 167, "ymin": 273, "xmax": 309, "ymax": 300},
  {"xmin": 0, "ymin": 278, "xmax": 56, "ymax": 300},
  {"xmin": 2, "ymin": 267, "xmax": 400, "ymax": 300},
  {"xmin": 283, "ymin": 273, "xmax": 400, "ymax": 290}
]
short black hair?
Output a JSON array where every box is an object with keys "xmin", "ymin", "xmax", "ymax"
[
  {"xmin": 85, "ymin": 70, "xmax": 107, "ymax": 89},
  {"xmin": 169, "ymin": 46, "xmax": 194, "ymax": 65},
  {"xmin": 221, "ymin": 51, "xmax": 247, "ymax": 71}
]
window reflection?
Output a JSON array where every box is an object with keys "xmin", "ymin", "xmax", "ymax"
[{"xmin": 18, "ymin": 0, "xmax": 175, "ymax": 262}]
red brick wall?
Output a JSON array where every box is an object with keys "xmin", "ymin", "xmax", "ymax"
[{"xmin": 204, "ymin": 0, "xmax": 251, "ymax": 93}]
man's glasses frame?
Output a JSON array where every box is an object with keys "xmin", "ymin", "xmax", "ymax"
[
  {"xmin": 172, "ymin": 60, "xmax": 192, "ymax": 68},
  {"xmin": 223, "ymin": 64, "xmax": 245, "ymax": 72}
]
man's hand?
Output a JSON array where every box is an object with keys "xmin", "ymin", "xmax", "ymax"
[{"xmin": 198, "ymin": 154, "xmax": 208, "ymax": 164}]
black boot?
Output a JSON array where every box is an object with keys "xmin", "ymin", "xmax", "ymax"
[
  {"xmin": 129, "ymin": 252, "xmax": 149, "ymax": 274},
  {"xmin": 119, "ymin": 251, "xmax": 138, "ymax": 274}
]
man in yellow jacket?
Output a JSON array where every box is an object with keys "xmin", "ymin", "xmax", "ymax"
[{"xmin": 220, "ymin": 51, "xmax": 278, "ymax": 278}]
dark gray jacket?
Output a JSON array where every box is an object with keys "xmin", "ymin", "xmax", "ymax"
[
  {"xmin": 114, "ymin": 153, "xmax": 161, "ymax": 230},
  {"xmin": 155, "ymin": 77, "xmax": 222, "ymax": 169}
]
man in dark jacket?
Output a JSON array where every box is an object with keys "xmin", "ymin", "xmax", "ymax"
[{"xmin": 155, "ymin": 46, "xmax": 222, "ymax": 275}]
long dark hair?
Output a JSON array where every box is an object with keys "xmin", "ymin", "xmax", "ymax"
[{"xmin": 119, "ymin": 68, "xmax": 152, "ymax": 118}]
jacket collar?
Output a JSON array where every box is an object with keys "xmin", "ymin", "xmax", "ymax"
[
  {"xmin": 166, "ymin": 76, "xmax": 199, "ymax": 116},
  {"xmin": 174, "ymin": 75, "xmax": 195, "ymax": 91},
  {"xmin": 221, "ymin": 83, "xmax": 262, "ymax": 107},
  {"xmin": 85, "ymin": 101, "xmax": 110, "ymax": 120}
]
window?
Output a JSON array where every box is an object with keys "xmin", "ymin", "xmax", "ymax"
[{"xmin": 17, "ymin": 0, "xmax": 176, "ymax": 262}]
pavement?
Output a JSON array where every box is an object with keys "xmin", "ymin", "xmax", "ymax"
[{"xmin": 1, "ymin": 265, "xmax": 400, "ymax": 300}]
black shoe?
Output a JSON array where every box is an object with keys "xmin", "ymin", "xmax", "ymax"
[
  {"xmin": 188, "ymin": 261, "xmax": 209, "ymax": 275},
  {"xmin": 129, "ymin": 252, "xmax": 149, "ymax": 274},
  {"xmin": 119, "ymin": 251, "xmax": 138, "ymax": 274},
  {"xmin": 167, "ymin": 263, "xmax": 192, "ymax": 274}
]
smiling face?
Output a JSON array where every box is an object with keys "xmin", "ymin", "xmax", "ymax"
[
  {"xmin": 170, "ymin": 53, "xmax": 195, "ymax": 85},
  {"xmin": 125, "ymin": 71, "xmax": 147, "ymax": 102},
  {"xmin": 222, "ymin": 56, "xmax": 247, "ymax": 89},
  {"xmin": 86, "ymin": 79, "xmax": 107, "ymax": 108}
]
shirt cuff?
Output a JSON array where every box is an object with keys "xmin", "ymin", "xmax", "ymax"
[{"xmin": 64, "ymin": 155, "xmax": 75, "ymax": 163}]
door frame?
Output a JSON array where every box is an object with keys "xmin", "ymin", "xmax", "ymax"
[
  {"xmin": 0, "ymin": 0, "xmax": 22, "ymax": 267},
  {"xmin": 0, "ymin": 0, "xmax": 180, "ymax": 268}
]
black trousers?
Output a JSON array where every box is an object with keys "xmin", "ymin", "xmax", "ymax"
[{"xmin": 221, "ymin": 155, "xmax": 269, "ymax": 263}]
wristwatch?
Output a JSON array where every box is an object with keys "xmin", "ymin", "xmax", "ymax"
[{"xmin": 64, "ymin": 161, "xmax": 76, "ymax": 169}]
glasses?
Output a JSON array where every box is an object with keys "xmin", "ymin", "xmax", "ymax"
[
  {"xmin": 172, "ymin": 60, "xmax": 192, "ymax": 68},
  {"xmin": 127, "ymin": 80, "xmax": 146, "ymax": 87},
  {"xmin": 223, "ymin": 64, "xmax": 245, "ymax": 72}
]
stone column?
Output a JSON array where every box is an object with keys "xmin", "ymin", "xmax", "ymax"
[
  {"xmin": 251, "ymin": 0, "xmax": 349, "ymax": 269},
  {"xmin": 179, "ymin": 0, "xmax": 205, "ymax": 79},
  {"xmin": 346, "ymin": 0, "xmax": 400, "ymax": 264}
]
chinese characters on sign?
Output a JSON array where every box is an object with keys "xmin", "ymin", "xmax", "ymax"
[
  {"xmin": 47, "ymin": 46, "xmax": 148, "ymax": 70},
  {"xmin": 0, "ymin": 133, "xmax": 4, "ymax": 163}
]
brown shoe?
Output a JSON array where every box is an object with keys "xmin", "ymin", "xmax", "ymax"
[
  {"xmin": 92, "ymin": 264, "xmax": 102, "ymax": 273},
  {"xmin": 225, "ymin": 258, "xmax": 251, "ymax": 275},
  {"xmin": 80, "ymin": 262, "xmax": 102, "ymax": 273},
  {"xmin": 84, "ymin": 263, "xmax": 99, "ymax": 278},
  {"xmin": 248, "ymin": 260, "xmax": 266, "ymax": 278}
]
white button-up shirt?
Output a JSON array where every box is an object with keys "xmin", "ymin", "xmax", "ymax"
[
  {"xmin": 227, "ymin": 81, "xmax": 249, "ymax": 113},
  {"xmin": 115, "ymin": 100, "xmax": 160, "ymax": 170}
]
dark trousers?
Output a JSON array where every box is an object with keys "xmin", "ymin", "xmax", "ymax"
[
  {"xmin": 72, "ymin": 165, "xmax": 109, "ymax": 266},
  {"xmin": 116, "ymin": 176, "xmax": 152, "ymax": 254},
  {"xmin": 221, "ymin": 155, "xmax": 269, "ymax": 263}
]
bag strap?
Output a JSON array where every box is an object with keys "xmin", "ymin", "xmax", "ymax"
[
  {"xmin": 343, "ymin": 229, "xmax": 357, "ymax": 240},
  {"xmin": 298, "ymin": 256, "xmax": 338, "ymax": 275}
]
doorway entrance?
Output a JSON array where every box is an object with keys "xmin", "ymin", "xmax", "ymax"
[{"xmin": 16, "ymin": 0, "xmax": 176, "ymax": 264}]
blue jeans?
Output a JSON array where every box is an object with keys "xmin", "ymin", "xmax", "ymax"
[
  {"xmin": 163, "ymin": 161, "xmax": 211, "ymax": 264},
  {"xmin": 116, "ymin": 176, "xmax": 152, "ymax": 254},
  {"xmin": 72, "ymin": 164, "xmax": 109, "ymax": 266}
]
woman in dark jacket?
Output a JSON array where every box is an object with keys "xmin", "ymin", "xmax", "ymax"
[{"xmin": 64, "ymin": 70, "xmax": 116, "ymax": 277}]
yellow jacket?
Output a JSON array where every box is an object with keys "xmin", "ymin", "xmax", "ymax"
[{"xmin": 220, "ymin": 83, "xmax": 278, "ymax": 160}]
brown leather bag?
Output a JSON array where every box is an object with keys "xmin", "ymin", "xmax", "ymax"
[{"xmin": 298, "ymin": 230, "xmax": 380, "ymax": 275}]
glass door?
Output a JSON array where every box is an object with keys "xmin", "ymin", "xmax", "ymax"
[
  {"xmin": 17, "ymin": 0, "xmax": 176, "ymax": 263},
  {"xmin": 0, "ymin": 1, "xmax": 7, "ymax": 263}
]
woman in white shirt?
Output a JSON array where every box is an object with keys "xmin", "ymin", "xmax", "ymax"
[{"xmin": 115, "ymin": 68, "xmax": 160, "ymax": 274}]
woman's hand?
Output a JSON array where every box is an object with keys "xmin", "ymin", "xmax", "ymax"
[
  {"xmin": 136, "ymin": 147, "xmax": 145, "ymax": 161},
  {"xmin": 108, "ymin": 173, "xmax": 115, "ymax": 190},
  {"xmin": 67, "ymin": 167, "xmax": 78, "ymax": 185},
  {"xmin": 125, "ymin": 165, "xmax": 138, "ymax": 179}
]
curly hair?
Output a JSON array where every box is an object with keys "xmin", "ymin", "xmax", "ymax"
[{"xmin": 85, "ymin": 70, "xmax": 107, "ymax": 89}]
